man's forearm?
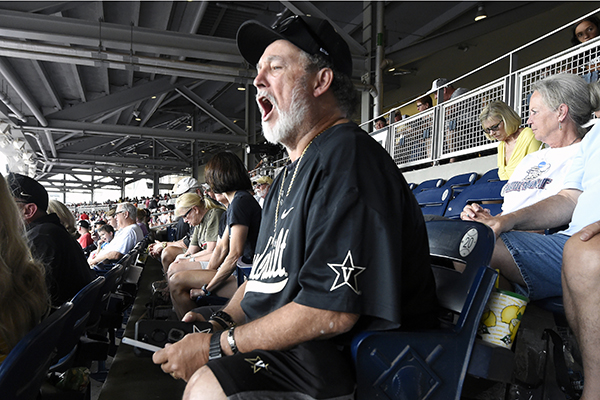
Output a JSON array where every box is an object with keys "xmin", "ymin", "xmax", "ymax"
[
  {"xmin": 91, "ymin": 250, "xmax": 123, "ymax": 265},
  {"xmin": 220, "ymin": 301, "xmax": 358, "ymax": 355}
]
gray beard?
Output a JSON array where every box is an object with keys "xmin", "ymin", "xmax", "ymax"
[{"xmin": 260, "ymin": 83, "xmax": 311, "ymax": 146}]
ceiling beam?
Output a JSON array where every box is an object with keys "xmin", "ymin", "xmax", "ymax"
[
  {"xmin": 21, "ymin": 119, "xmax": 248, "ymax": 144},
  {"xmin": 31, "ymin": 60, "xmax": 63, "ymax": 111},
  {"xmin": 0, "ymin": 9, "xmax": 242, "ymax": 63},
  {"xmin": 52, "ymin": 152, "xmax": 188, "ymax": 168},
  {"xmin": 177, "ymin": 87, "xmax": 247, "ymax": 137}
]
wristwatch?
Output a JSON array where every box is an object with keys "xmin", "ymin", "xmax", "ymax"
[
  {"xmin": 190, "ymin": 257, "xmax": 195, "ymax": 262},
  {"xmin": 208, "ymin": 332, "xmax": 223, "ymax": 360}
]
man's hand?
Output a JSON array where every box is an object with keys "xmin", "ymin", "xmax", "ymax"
[
  {"xmin": 152, "ymin": 332, "xmax": 211, "ymax": 381},
  {"xmin": 578, "ymin": 220, "xmax": 600, "ymax": 241},
  {"xmin": 149, "ymin": 241, "xmax": 165, "ymax": 258},
  {"xmin": 182, "ymin": 311, "xmax": 207, "ymax": 323}
]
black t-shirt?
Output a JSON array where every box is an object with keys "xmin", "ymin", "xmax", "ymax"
[
  {"xmin": 241, "ymin": 122, "xmax": 438, "ymax": 333},
  {"xmin": 28, "ymin": 213, "xmax": 95, "ymax": 307},
  {"xmin": 228, "ymin": 191, "xmax": 262, "ymax": 264}
]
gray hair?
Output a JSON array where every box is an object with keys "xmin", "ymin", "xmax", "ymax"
[
  {"xmin": 118, "ymin": 202, "xmax": 138, "ymax": 221},
  {"xmin": 532, "ymin": 74, "xmax": 594, "ymax": 136},
  {"xmin": 300, "ymin": 51, "xmax": 358, "ymax": 119}
]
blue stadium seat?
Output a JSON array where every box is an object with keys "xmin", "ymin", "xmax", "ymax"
[
  {"xmin": 414, "ymin": 187, "xmax": 452, "ymax": 216},
  {"xmin": 0, "ymin": 302, "xmax": 73, "ymax": 400},
  {"xmin": 51, "ymin": 276, "xmax": 105, "ymax": 373},
  {"xmin": 412, "ymin": 178, "xmax": 445, "ymax": 194},
  {"xmin": 475, "ymin": 168, "xmax": 500, "ymax": 185},
  {"xmin": 444, "ymin": 180, "xmax": 507, "ymax": 219},
  {"xmin": 352, "ymin": 220, "xmax": 512, "ymax": 400},
  {"xmin": 442, "ymin": 172, "xmax": 478, "ymax": 198}
]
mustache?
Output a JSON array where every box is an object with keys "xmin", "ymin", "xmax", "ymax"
[{"xmin": 256, "ymin": 90, "xmax": 278, "ymax": 107}]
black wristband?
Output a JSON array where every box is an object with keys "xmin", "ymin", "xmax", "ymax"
[
  {"xmin": 208, "ymin": 332, "xmax": 223, "ymax": 361},
  {"xmin": 208, "ymin": 311, "xmax": 235, "ymax": 330},
  {"xmin": 201, "ymin": 284, "xmax": 212, "ymax": 297}
]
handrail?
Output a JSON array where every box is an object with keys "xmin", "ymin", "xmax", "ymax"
[{"xmin": 361, "ymin": 7, "xmax": 600, "ymax": 128}]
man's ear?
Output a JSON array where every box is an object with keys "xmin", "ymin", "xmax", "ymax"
[
  {"xmin": 22, "ymin": 202, "xmax": 38, "ymax": 220},
  {"xmin": 312, "ymin": 68, "xmax": 334, "ymax": 98}
]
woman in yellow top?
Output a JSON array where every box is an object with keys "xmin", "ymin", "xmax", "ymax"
[
  {"xmin": 0, "ymin": 173, "xmax": 49, "ymax": 364},
  {"xmin": 480, "ymin": 101, "xmax": 542, "ymax": 180}
]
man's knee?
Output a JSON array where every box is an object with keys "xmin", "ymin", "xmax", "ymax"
[
  {"xmin": 183, "ymin": 366, "xmax": 226, "ymax": 400},
  {"xmin": 563, "ymin": 234, "xmax": 600, "ymax": 284},
  {"xmin": 161, "ymin": 246, "xmax": 183, "ymax": 269}
]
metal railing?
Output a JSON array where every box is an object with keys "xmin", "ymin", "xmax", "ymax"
[{"xmin": 370, "ymin": 9, "xmax": 600, "ymax": 170}]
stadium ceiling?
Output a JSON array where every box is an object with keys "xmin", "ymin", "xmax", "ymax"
[{"xmin": 0, "ymin": 1, "xmax": 594, "ymax": 192}]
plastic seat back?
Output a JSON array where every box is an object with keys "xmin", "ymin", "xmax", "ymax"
[
  {"xmin": 442, "ymin": 172, "xmax": 478, "ymax": 189},
  {"xmin": 51, "ymin": 276, "xmax": 105, "ymax": 372},
  {"xmin": 444, "ymin": 180, "xmax": 506, "ymax": 219},
  {"xmin": 475, "ymin": 168, "xmax": 500, "ymax": 184},
  {"xmin": 0, "ymin": 302, "xmax": 73, "ymax": 400},
  {"xmin": 412, "ymin": 178, "xmax": 445, "ymax": 194},
  {"xmin": 414, "ymin": 187, "xmax": 452, "ymax": 216},
  {"xmin": 87, "ymin": 264, "xmax": 125, "ymax": 331},
  {"xmin": 352, "ymin": 220, "xmax": 499, "ymax": 400}
]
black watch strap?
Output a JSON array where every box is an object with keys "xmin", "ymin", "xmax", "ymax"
[
  {"xmin": 208, "ymin": 332, "xmax": 223, "ymax": 361},
  {"xmin": 209, "ymin": 311, "xmax": 236, "ymax": 330}
]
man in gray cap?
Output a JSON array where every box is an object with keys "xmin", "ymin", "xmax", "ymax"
[
  {"xmin": 431, "ymin": 77, "xmax": 469, "ymax": 102},
  {"xmin": 8, "ymin": 173, "xmax": 93, "ymax": 307},
  {"xmin": 153, "ymin": 16, "xmax": 437, "ymax": 398}
]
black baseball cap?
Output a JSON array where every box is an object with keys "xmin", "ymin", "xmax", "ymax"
[
  {"xmin": 236, "ymin": 15, "xmax": 353, "ymax": 77},
  {"xmin": 77, "ymin": 220, "xmax": 90, "ymax": 229},
  {"xmin": 7, "ymin": 173, "xmax": 49, "ymax": 211}
]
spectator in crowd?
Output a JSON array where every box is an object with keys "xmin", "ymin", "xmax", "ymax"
[
  {"xmin": 105, "ymin": 207, "xmax": 118, "ymax": 230},
  {"xmin": 166, "ymin": 194, "xmax": 226, "ymax": 277},
  {"xmin": 416, "ymin": 94, "xmax": 433, "ymax": 112},
  {"xmin": 47, "ymin": 199, "xmax": 77, "ymax": 237},
  {"xmin": 88, "ymin": 224, "xmax": 115, "ymax": 262},
  {"xmin": 167, "ymin": 152, "xmax": 262, "ymax": 318},
  {"xmin": 153, "ymin": 16, "xmax": 438, "ymax": 397},
  {"xmin": 571, "ymin": 16, "xmax": 600, "ymax": 45},
  {"xmin": 136, "ymin": 208, "xmax": 150, "ymax": 237},
  {"xmin": 253, "ymin": 175, "xmax": 272, "ymax": 207},
  {"xmin": 8, "ymin": 173, "xmax": 93, "ymax": 307},
  {"xmin": 374, "ymin": 116, "xmax": 387, "ymax": 129},
  {"xmin": 0, "ymin": 173, "xmax": 49, "ymax": 364},
  {"xmin": 88, "ymin": 202, "xmax": 143, "ymax": 266},
  {"xmin": 77, "ymin": 219, "xmax": 94, "ymax": 249},
  {"xmin": 431, "ymin": 77, "xmax": 468, "ymax": 102},
  {"xmin": 148, "ymin": 178, "xmax": 204, "ymax": 270},
  {"xmin": 481, "ymin": 101, "xmax": 542, "ymax": 180},
  {"xmin": 462, "ymin": 74, "xmax": 600, "ymax": 400},
  {"xmin": 464, "ymin": 75, "xmax": 595, "ymax": 217}
]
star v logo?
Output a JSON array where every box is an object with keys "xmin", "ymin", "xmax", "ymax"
[{"xmin": 328, "ymin": 250, "xmax": 366, "ymax": 294}]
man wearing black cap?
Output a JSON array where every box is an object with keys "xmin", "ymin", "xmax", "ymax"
[
  {"xmin": 8, "ymin": 173, "xmax": 94, "ymax": 307},
  {"xmin": 153, "ymin": 16, "xmax": 437, "ymax": 398}
]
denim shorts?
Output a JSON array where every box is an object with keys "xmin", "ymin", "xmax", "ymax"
[{"xmin": 499, "ymin": 231, "xmax": 569, "ymax": 301}]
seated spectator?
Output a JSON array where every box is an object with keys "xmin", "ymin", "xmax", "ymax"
[
  {"xmin": 0, "ymin": 173, "xmax": 49, "ymax": 364},
  {"xmin": 431, "ymin": 77, "xmax": 468, "ymax": 102},
  {"xmin": 153, "ymin": 17, "xmax": 438, "ymax": 396},
  {"xmin": 464, "ymin": 75, "xmax": 594, "ymax": 219},
  {"xmin": 88, "ymin": 224, "xmax": 115, "ymax": 262},
  {"xmin": 88, "ymin": 202, "xmax": 143, "ymax": 266},
  {"xmin": 136, "ymin": 208, "xmax": 150, "ymax": 237},
  {"xmin": 105, "ymin": 207, "xmax": 118, "ymax": 230},
  {"xmin": 374, "ymin": 116, "xmax": 387, "ymax": 130},
  {"xmin": 7, "ymin": 173, "xmax": 93, "ymax": 307},
  {"xmin": 253, "ymin": 175, "xmax": 272, "ymax": 207},
  {"xmin": 77, "ymin": 219, "xmax": 94, "ymax": 249},
  {"xmin": 47, "ymin": 199, "xmax": 77, "ymax": 237},
  {"xmin": 481, "ymin": 101, "xmax": 542, "ymax": 180},
  {"xmin": 571, "ymin": 16, "xmax": 600, "ymax": 46},
  {"xmin": 168, "ymin": 152, "xmax": 261, "ymax": 318},
  {"xmin": 416, "ymin": 94, "xmax": 433, "ymax": 112},
  {"xmin": 165, "ymin": 194, "xmax": 226, "ymax": 278},
  {"xmin": 462, "ymin": 74, "xmax": 600, "ymax": 400}
]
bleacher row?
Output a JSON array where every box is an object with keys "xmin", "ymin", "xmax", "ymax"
[
  {"xmin": 0, "ymin": 234, "xmax": 153, "ymax": 400},
  {"xmin": 410, "ymin": 168, "xmax": 506, "ymax": 218}
]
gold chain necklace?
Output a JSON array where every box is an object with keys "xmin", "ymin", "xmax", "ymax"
[{"xmin": 273, "ymin": 125, "xmax": 333, "ymax": 233}]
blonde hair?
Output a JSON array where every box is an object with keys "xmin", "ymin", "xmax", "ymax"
[
  {"xmin": 175, "ymin": 193, "xmax": 225, "ymax": 216},
  {"xmin": 48, "ymin": 199, "xmax": 77, "ymax": 236},
  {"xmin": 479, "ymin": 101, "xmax": 522, "ymax": 141},
  {"xmin": 0, "ymin": 174, "xmax": 49, "ymax": 353}
]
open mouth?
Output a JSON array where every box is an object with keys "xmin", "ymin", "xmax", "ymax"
[{"xmin": 257, "ymin": 93, "xmax": 275, "ymax": 121}]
